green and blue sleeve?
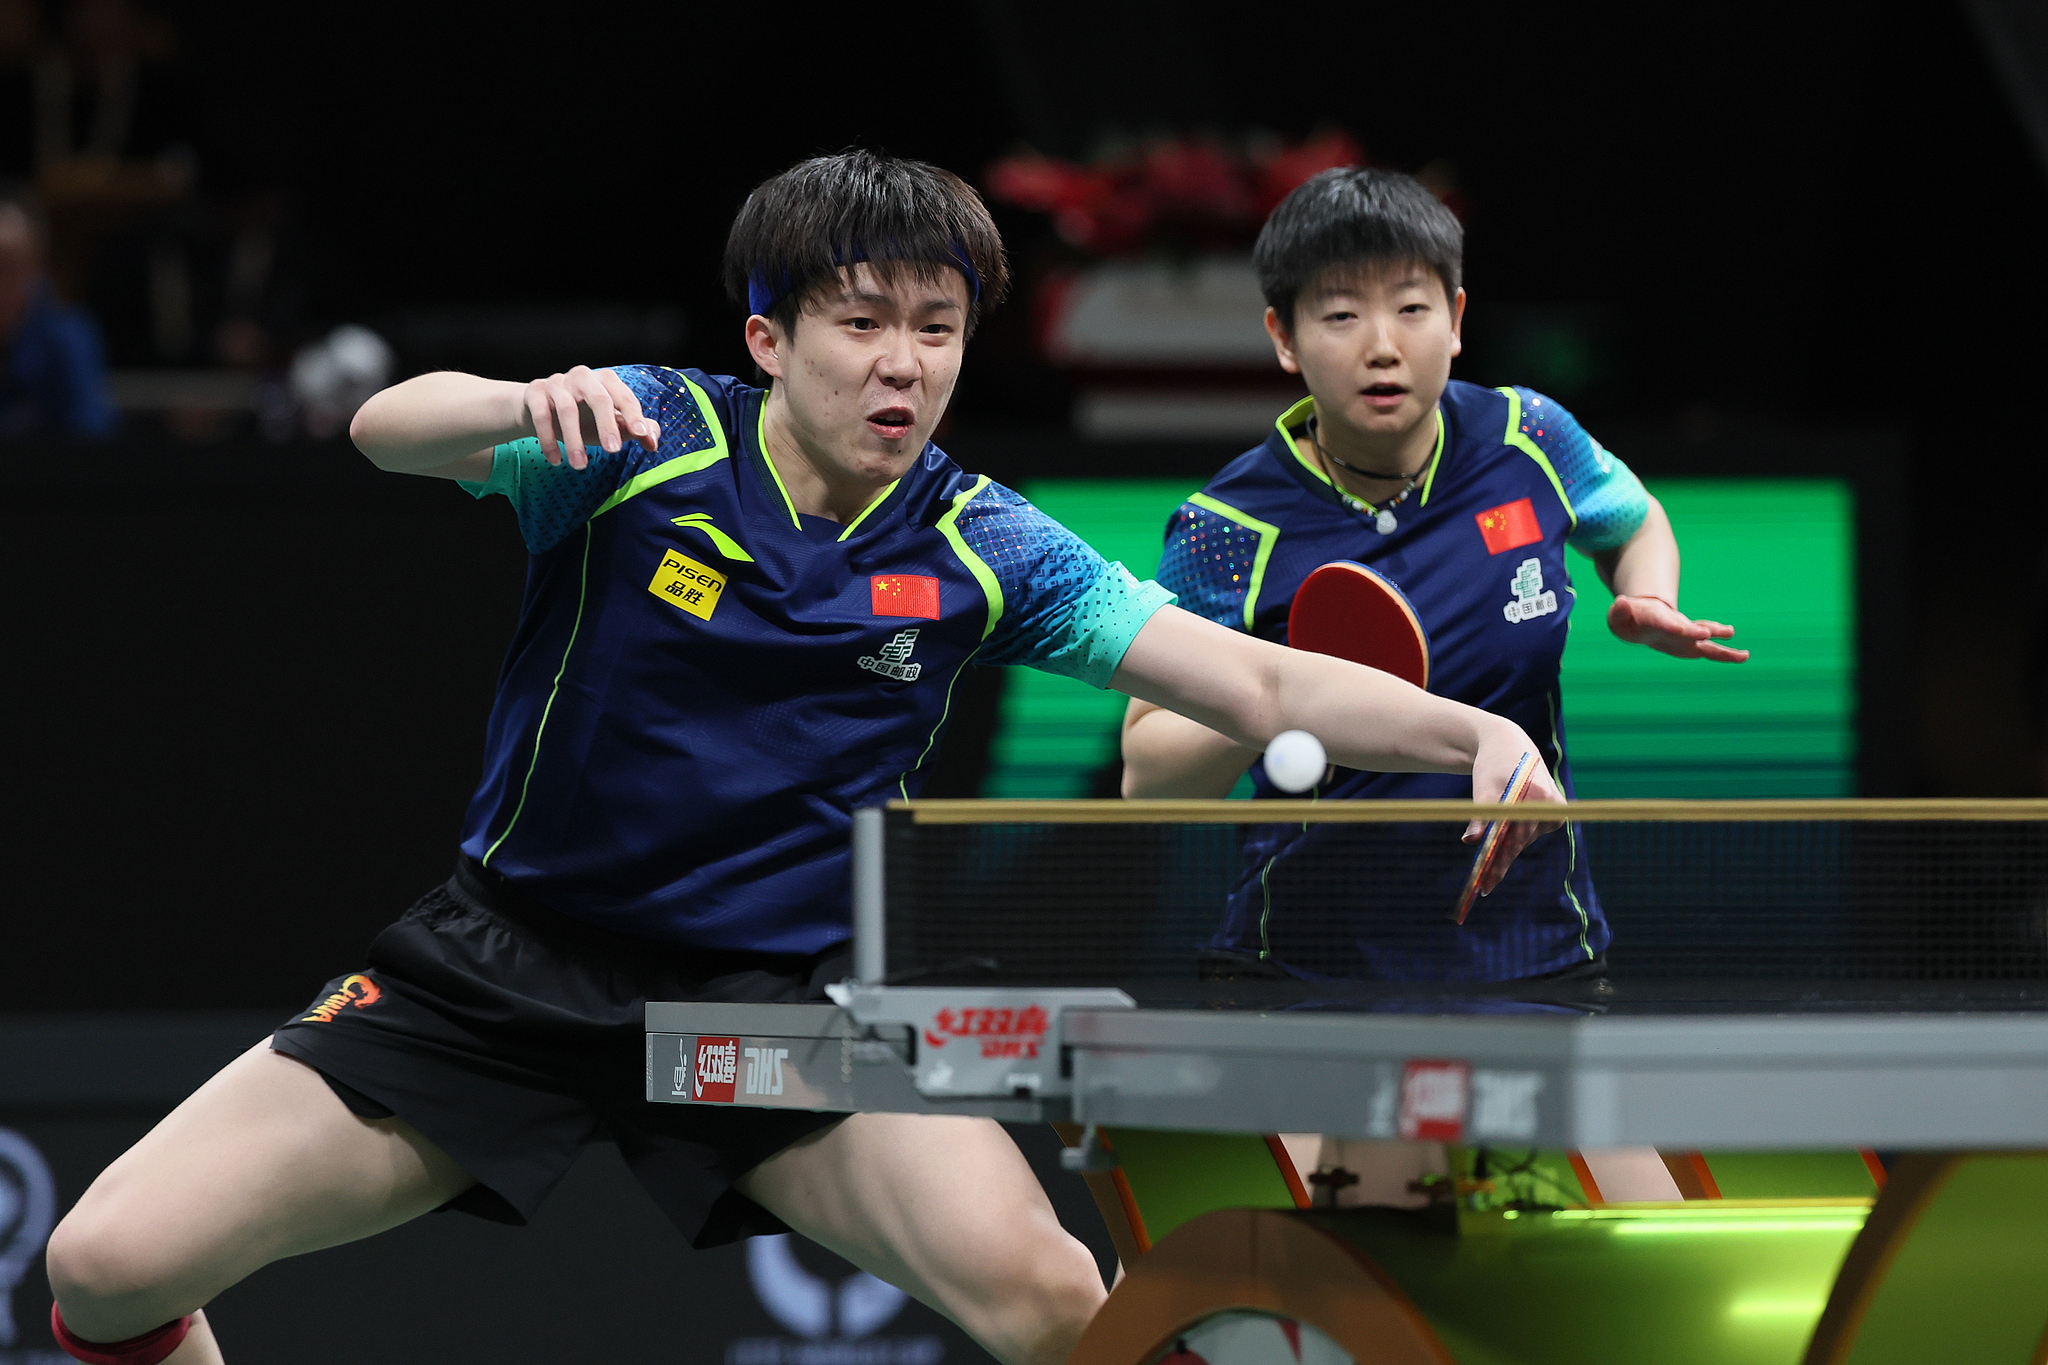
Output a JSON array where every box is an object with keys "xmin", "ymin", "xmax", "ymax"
[
  {"xmin": 1510, "ymin": 387, "xmax": 1650, "ymax": 554},
  {"xmin": 458, "ymin": 364, "xmax": 715, "ymax": 553},
  {"xmin": 954, "ymin": 481, "xmax": 1176, "ymax": 687}
]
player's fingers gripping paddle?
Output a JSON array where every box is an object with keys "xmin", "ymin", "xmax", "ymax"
[
  {"xmin": 1452, "ymin": 752, "xmax": 1567, "ymax": 923},
  {"xmin": 1451, "ymin": 752, "xmax": 1535, "ymax": 924},
  {"xmin": 1287, "ymin": 562, "xmax": 1429, "ymax": 688}
]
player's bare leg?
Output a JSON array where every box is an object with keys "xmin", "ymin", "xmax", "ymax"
[
  {"xmin": 740, "ymin": 1113, "xmax": 1106, "ymax": 1365},
  {"xmin": 46, "ymin": 1042, "xmax": 474, "ymax": 1359},
  {"xmin": 148, "ymin": 1311, "xmax": 219, "ymax": 1365}
]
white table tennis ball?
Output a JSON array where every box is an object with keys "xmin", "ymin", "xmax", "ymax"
[{"xmin": 1264, "ymin": 729, "xmax": 1327, "ymax": 793}]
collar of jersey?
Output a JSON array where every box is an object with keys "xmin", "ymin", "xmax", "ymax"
[
  {"xmin": 1270, "ymin": 395, "xmax": 1447, "ymax": 514},
  {"xmin": 745, "ymin": 388, "xmax": 904, "ymax": 543}
]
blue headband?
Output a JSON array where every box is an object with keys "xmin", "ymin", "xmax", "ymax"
[{"xmin": 747, "ymin": 242, "xmax": 981, "ymax": 318}]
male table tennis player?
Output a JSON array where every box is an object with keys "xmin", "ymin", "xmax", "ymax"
[
  {"xmin": 45, "ymin": 152, "xmax": 1559, "ymax": 1365},
  {"xmin": 1124, "ymin": 166, "xmax": 1746, "ymax": 984}
]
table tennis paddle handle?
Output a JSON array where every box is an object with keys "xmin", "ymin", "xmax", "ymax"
[{"xmin": 1450, "ymin": 752, "xmax": 1535, "ymax": 925}]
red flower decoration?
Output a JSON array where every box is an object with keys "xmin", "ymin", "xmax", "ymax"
[{"xmin": 986, "ymin": 128, "xmax": 1375, "ymax": 258}]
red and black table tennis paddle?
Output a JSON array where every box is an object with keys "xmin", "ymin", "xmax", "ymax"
[{"xmin": 1286, "ymin": 562, "xmax": 1430, "ymax": 689}]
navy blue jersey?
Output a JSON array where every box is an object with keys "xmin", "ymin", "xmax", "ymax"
[
  {"xmin": 456, "ymin": 366, "xmax": 1172, "ymax": 951},
  {"xmin": 1155, "ymin": 381, "xmax": 1649, "ymax": 981}
]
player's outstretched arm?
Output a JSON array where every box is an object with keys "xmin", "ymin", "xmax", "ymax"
[
  {"xmin": 1593, "ymin": 495, "xmax": 1749, "ymax": 662},
  {"xmin": 349, "ymin": 366, "xmax": 659, "ymax": 480},
  {"xmin": 1113, "ymin": 605, "xmax": 1561, "ymax": 857},
  {"xmin": 1120, "ymin": 698, "xmax": 1256, "ymax": 798}
]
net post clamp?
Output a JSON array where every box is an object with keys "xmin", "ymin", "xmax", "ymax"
[{"xmin": 824, "ymin": 983, "xmax": 1135, "ymax": 1101}]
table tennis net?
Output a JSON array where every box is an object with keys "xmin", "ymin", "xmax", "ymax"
[{"xmin": 875, "ymin": 802, "xmax": 2048, "ymax": 1008}]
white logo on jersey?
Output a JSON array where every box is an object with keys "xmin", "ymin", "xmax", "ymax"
[
  {"xmin": 858, "ymin": 629, "xmax": 923, "ymax": 681},
  {"xmin": 1503, "ymin": 558, "xmax": 1559, "ymax": 623}
]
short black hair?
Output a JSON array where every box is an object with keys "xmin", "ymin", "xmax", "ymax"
[
  {"xmin": 722, "ymin": 150, "xmax": 1009, "ymax": 338},
  {"xmin": 1253, "ymin": 167, "xmax": 1462, "ymax": 328}
]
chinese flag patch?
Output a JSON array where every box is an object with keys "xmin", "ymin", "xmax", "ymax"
[
  {"xmin": 871, "ymin": 574, "xmax": 941, "ymax": 619},
  {"xmin": 1475, "ymin": 498, "xmax": 1542, "ymax": 555}
]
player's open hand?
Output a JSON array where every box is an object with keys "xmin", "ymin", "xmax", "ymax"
[
  {"xmin": 1607, "ymin": 594, "xmax": 1749, "ymax": 662},
  {"xmin": 523, "ymin": 365, "xmax": 662, "ymax": 469},
  {"xmin": 1466, "ymin": 730, "xmax": 1565, "ymax": 892}
]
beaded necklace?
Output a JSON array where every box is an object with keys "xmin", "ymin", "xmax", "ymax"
[{"xmin": 1305, "ymin": 415, "xmax": 1429, "ymax": 535}]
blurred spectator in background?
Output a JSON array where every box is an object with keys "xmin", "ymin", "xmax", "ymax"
[{"xmin": 0, "ymin": 190, "xmax": 116, "ymax": 437}]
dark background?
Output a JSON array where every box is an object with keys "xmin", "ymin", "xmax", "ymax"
[
  {"xmin": 48, "ymin": 0, "xmax": 2032, "ymax": 434},
  {"xmin": 160, "ymin": 0, "xmax": 2048, "ymax": 425},
  {"xmin": 2, "ymin": 2, "xmax": 2045, "ymax": 1361}
]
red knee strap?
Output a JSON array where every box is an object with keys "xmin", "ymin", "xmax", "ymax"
[{"xmin": 50, "ymin": 1305, "xmax": 192, "ymax": 1365}]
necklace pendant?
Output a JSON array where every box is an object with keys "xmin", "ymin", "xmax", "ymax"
[{"xmin": 1375, "ymin": 509, "xmax": 1398, "ymax": 535}]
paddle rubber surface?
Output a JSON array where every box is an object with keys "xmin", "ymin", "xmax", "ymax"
[{"xmin": 1287, "ymin": 562, "xmax": 1430, "ymax": 690}]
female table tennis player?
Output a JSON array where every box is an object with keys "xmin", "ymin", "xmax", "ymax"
[{"xmin": 1122, "ymin": 167, "xmax": 1746, "ymax": 986}]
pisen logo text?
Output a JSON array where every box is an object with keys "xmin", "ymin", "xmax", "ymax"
[{"xmin": 649, "ymin": 548, "xmax": 727, "ymax": 622}]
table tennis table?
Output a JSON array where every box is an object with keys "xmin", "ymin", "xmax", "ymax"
[
  {"xmin": 646, "ymin": 802, "xmax": 2048, "ymax": 1365},
  {"xmin": 647, "ymin": 990, "xmax": 2048, "ymax": 1150}
]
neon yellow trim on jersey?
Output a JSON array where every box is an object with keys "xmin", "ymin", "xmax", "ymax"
[
  {"xmin": 1257, "ymin": 855, "xmax": 1278, "ymax": 959},
  {"xmin": 899, "ymin": 647, "xmax": 981, "ymax": 800},
  {"xmin": 1275, "ymin": 396, "xmax": 1326, "ymax": 485},
  {"xmin": 590, "ymin": 375, "xmax": 729, "ymax": 519},
  {"xmin": 1186, "ymin": 492, "xmax": 1279, "ymax": 632},
  {"xmin": 483, "ymin": 524, "xmax": 593, "ymax": 866},
  {"xmin": 669, "ymin": 513, "xmax": 755, "ymax": 563},
  {"xmin": 1499, "ymin": 387, "xmax": 1578, "ymax": 531},
  {"xmin": 1546, "ymin": 688, "xmax": 1595, "ymax": 960},
  {"xmin": 1276, "ymin": 397, "xmax": 1445, "ymax": 517},
  {"xmin": 837, "ymin": 480, "xmax": 902, "ymax": 541},
  {"xmin": 1416, "ymin": 408, "xmax": 1447, "ymax": 506},
  {"xmin": 935, "ymin": 475, "xmax": 1004, "ymax": 640},
  {"xmin": 755, "ymin": 400, "xmax": 804, "ymax": 529}
]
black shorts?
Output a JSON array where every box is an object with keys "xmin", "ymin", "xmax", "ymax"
[{"xmin": 271, "ymin": 858, "xmax": 848, "ymax": 1247}]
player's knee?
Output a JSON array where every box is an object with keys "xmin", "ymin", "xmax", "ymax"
[
  {"xmin": 45, "ymin": 1210, "xmax": 179, "ymax": 1320},
  {"xmin": 1012, "ymin": 1233, "xmax": 1106, "ymax": 1345},
  {"xmin": 944, "ymin": 1226, "xmax": 1101, "ymax": 1365}
]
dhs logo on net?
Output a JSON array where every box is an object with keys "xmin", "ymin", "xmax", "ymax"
[{"xmin": 728, "ymin": 1234, "xmax": 941, "ymax": 1365}]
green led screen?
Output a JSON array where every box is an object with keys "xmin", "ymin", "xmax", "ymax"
[{"xmin": 983, "ymin": 478, "xmax": 1855, "ymax": 799}]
